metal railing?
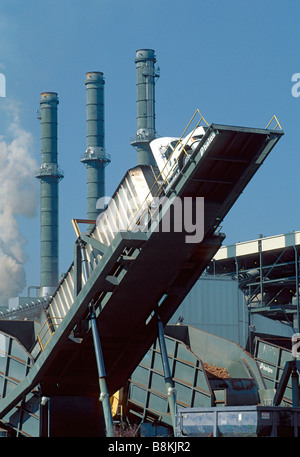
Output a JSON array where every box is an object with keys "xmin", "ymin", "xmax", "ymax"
[
  {"xmin": 80, "ymin": 147, "xmax": 111, "ymax": 164},
  {"xmin": 72, "ymin": 218, "xmax": 96, "ymax": 237},
  {"xmin": 266, "ymin": 115, "xmax": 282, "ymax": 131},
  {"xmin": 36, "ymin": 316, "xmax": 64, "ymax": 351}
]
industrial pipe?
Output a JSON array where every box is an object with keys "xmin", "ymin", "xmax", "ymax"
[
  {"xmin": 36, "ymin": 92, "xmax": 64, "ymax": 297},
  {"xmin": 81, "ymin": 72, "xmax": 111, "ymax": 232},
  {"xmin": 131, "ymin": 49, "xmax": 159, "ymax": 166}
]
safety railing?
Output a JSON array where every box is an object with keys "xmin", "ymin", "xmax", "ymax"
[
  {"xmin": 36, "ymin": 316, "xmax": 64, "ymax": 351},
  {"xmin": 72, "ymin": 218, "xmax": 96, "ymax": 237},
  {"xmin": 266, "ymin": 115, "xmax": 283, "ymax": 131},
  {"xmin": 127, "ymin": 109, "xmax": 209, "ymax": 232}
]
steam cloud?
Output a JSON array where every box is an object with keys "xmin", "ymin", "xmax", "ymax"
[{"xmin": 0, "ymin": 102, "xmax": 39, "ymax": 304}]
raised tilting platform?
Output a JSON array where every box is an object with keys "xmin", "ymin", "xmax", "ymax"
[{"xmin": 0, "ymin": 119, "xmax": 283, "ymax": 436}]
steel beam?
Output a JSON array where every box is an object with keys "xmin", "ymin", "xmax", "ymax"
[
  {"xmin": 157, "ymin": 314, "xmax": 177, "ymax": 433},
  {"xmin": 273, "ymin": 360, "xmax": 300, "ymax": 406},
  {"xmin": 89, "ymin": 303, "xmax": 114, "ymax": 437}
]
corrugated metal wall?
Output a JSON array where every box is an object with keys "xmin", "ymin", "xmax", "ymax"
[
  {"xmin": 252, "ymin": 313, "xmax": 294, "ymax": 339},
  {"xmin": 168, "ymin": 275, "xmax": 295, "ymax": 348},
  {"xmin": 168, "ymin": 275, "xmax": 248, "ymax": 347}
]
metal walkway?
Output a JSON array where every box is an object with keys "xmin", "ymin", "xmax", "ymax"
[{"xmin": 0, "ymin": 115, "xmax": 283, "ymax": 436}]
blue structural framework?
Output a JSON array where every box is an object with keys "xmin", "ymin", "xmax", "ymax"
[{"xmin": 0, "ymin": 117, "xmax": 283, "ymax": 436}]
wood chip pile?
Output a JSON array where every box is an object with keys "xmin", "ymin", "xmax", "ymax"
[{"xmin": 203, "ymin": 362, "xmax": 231, "ymax": 378}]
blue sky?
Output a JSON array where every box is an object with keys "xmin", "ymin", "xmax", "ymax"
[{"xmin": 0, "ymin": 0, "xmax": 299, "ymax": 300}]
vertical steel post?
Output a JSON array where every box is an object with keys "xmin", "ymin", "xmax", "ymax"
[
  {"xmin": 294, "ymin": 245, "xmax": 300, "ymax": 333},
  {"xmin": 36, "ymin": 92, "xmax": 64, "ymax": 297},
  {"xmin": 80, "ymin": 244, "xmax": 90, "ymax": 284},
  {"xmin": 74, "ymin": 242, "xmax": 82, "ymax": 296},
  {"xmin": 131, "ymin": 49, "xmax": 159, "ymax": 166},
  {"xmin": 258, "ymin": 236, "xmax": 263, "ymax": 308},
  {"xmin": 81, "ymin": 72, "xmax": 111, "ymax": 232},
  {"xmin": 40, "ymin": 396, "xmax": 50, "ymax": 437},
  {"xmin": 89, "ymin": 303, "xmax": 114, "ymax": 437},
  {"xmin": 157, "ymin": 314, "xmax": 177, "ymax": 433},
  {"xmin": 291, "ymin": 364, "xmax": 300, "ymax": 407}
]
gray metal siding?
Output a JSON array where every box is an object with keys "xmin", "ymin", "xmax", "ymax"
[{"xmin": 168, "ymin": 276, "xmax": 248, "ymax": 347}]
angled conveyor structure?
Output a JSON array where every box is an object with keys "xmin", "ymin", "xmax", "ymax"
[{"xmin": 0, "ymin": 119, "xmax": 283, "ymax": 436}]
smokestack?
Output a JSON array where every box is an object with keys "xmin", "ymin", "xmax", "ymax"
[
  {"xmin": 131, "ymin": 49, "xmax": 159, "ymax": 166},
  {"xmin": 36, "ymin": 92, "xmax": 63, "ymax": 297},
  {"xmin": 81, "ymin": 72, "xmax": 111, "ymax": 231}
]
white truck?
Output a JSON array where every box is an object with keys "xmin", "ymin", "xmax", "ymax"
[{"xmin": 149, "ymin": 125, "xmax": 207, "ymax": 182}]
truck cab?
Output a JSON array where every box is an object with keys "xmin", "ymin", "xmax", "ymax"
[{"xmin": 150, "ymin": 125, "xmax": 207, "ymax": 182}]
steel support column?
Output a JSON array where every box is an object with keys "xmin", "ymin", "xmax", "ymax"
[
  {"xmin": 157, "ymin": 314, "xmax": 177, "ymax": 433},
  {"xmin": 40, "ymin": 396, "xmax": 50, "ymax": 437},
  {"xmin": 89, "ymin": 303, "xmax": 114, "ymax": 437},
  {"xmin": 74, "ymin": 242, "xmax": 82, "ymax": 296},
  {"xmin": 258, "ymin": 237, "xmax": 263, "ymax": 308},
  {"xmin": 291, "ymin": 365, "xmax": 300, "ymax": 407},
  {"xmin": 273, "ymin": 360, "xmax": 300, "ymax": 407},
  {"xmin": 294, "ymin": 245, "xmax": 300, "ymax": 333}
]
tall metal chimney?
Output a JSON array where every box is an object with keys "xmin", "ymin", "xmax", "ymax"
[
  {"xmin": 131, "ymin": 49, "xmax": 159, "ymax": 166},
  {"xmin": 81, "ymin": 72, "xmax": 111, "ymax": 231},
  {"xmin": 36, "ymin": 92, "xmax": 64, "ymax": 297}
]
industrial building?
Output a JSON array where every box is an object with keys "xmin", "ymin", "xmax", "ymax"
[{"xmin": 0, "ymin": 49, "xmax": 298, "ymax": 438}]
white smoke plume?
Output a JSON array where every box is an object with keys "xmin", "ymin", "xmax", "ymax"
[{"xmin": 0, "ymin": 101, "xmax": 39, "ymax": 304}]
